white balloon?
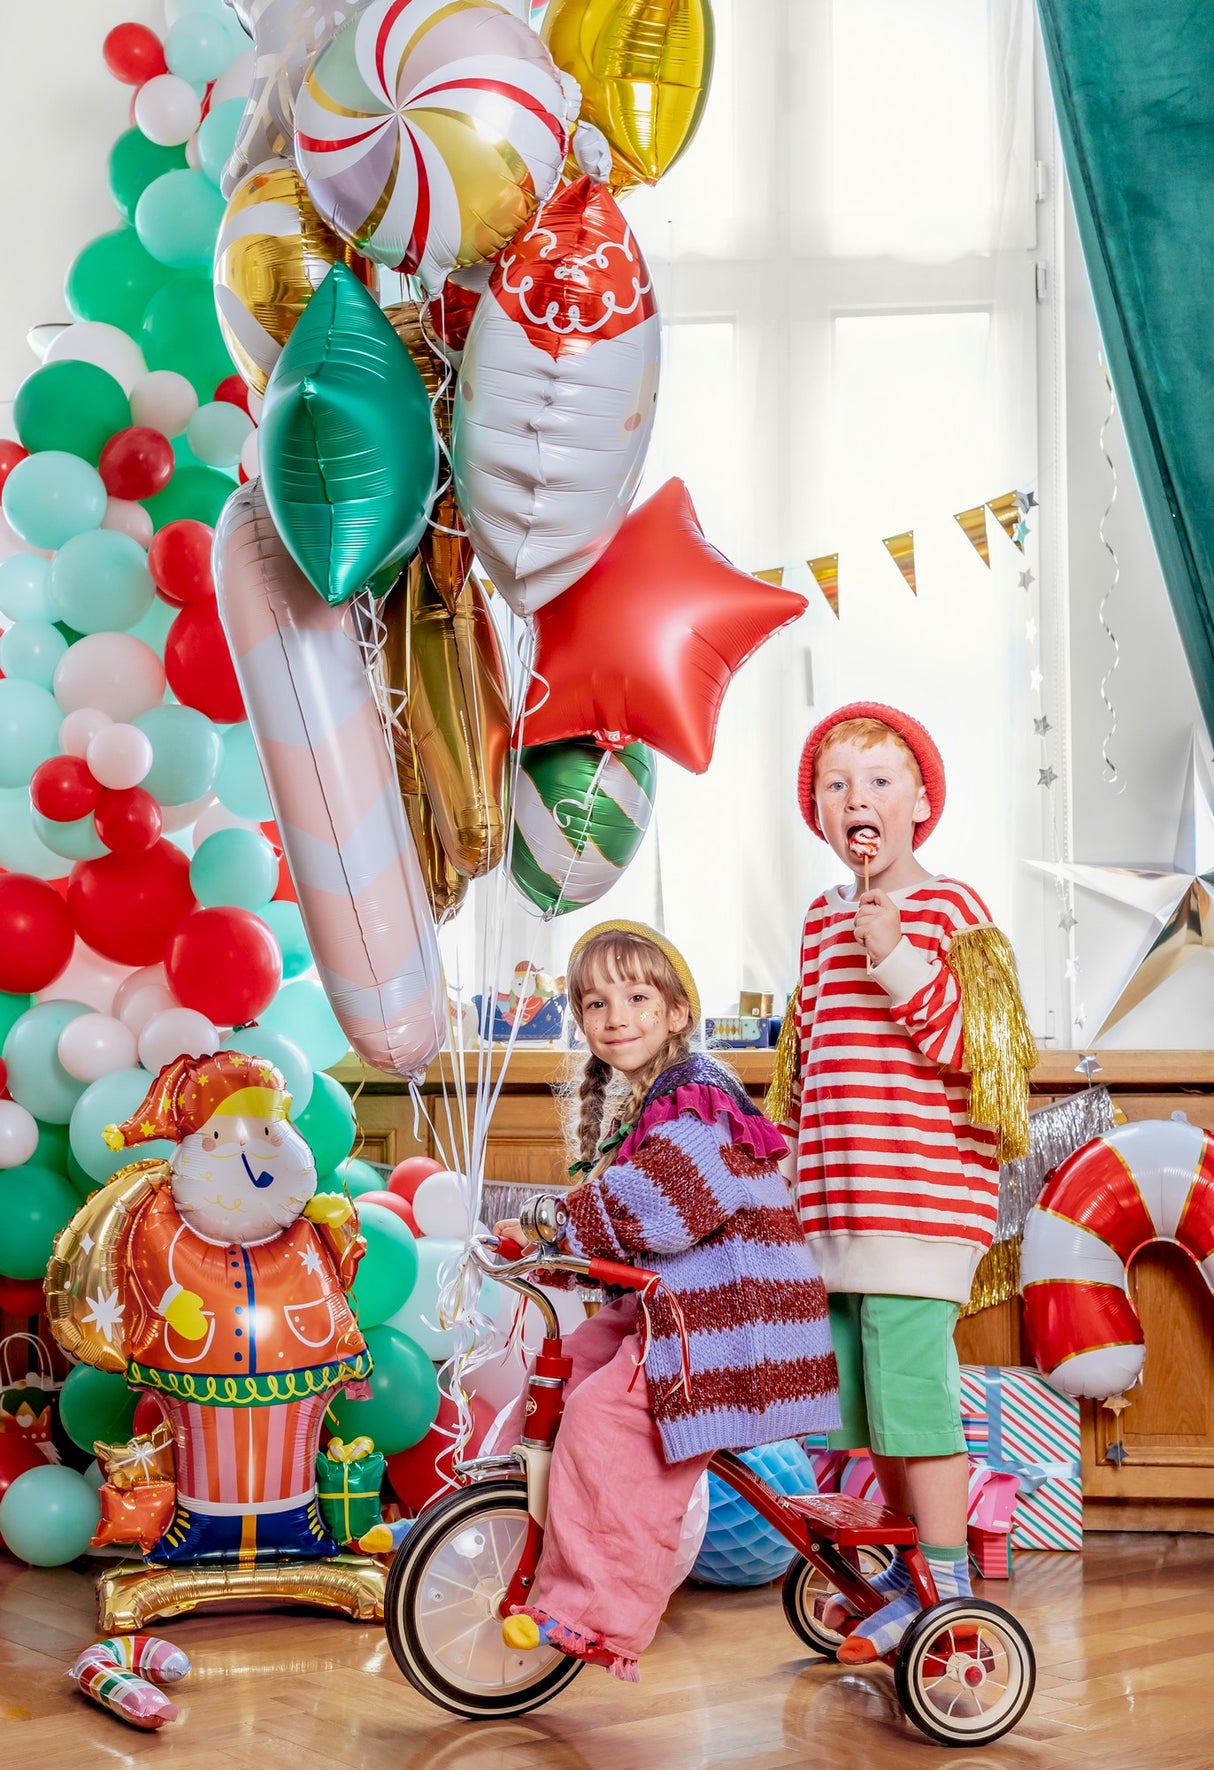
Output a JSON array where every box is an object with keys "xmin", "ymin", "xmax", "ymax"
[
  {"xmin": 129, "ymin": 370, "xmax": 198, "ymax": 439},
  {"xmin": 0, "ymin": 513, "xmax": 48, "ymax": 563},
  {"xmin": 190, "ymin": 800, "xmax": 258, "ymax": 844},
  {"xmin": 0, "ymin": 1099, "xmax": 39, "ymax": 1168},
  {"xmin": 211, "ymin": 48, "xmax": 256, "ymax": 105},
  {"xmin": 59, "ymin": 706, "xmax": 112, "ymax": 758},
  {"xmin": 101, "ymin": 498, "xmax": 155, "ymax": 546},
  {"xmin": 134, "ymin": 73, "xmax": 203, "ymax": 146},
  {"xmin": 246, "ymin": 388, "xmax": 263, "ymax": 424},
  {"xmin": 27, "ymin": 323, "xmax": 69, "ymax": 362},
  {"xmin": 57, "ymin": 1013, "xmax": 139, "ymax": 1082},
  {"xmin": 54, "ymin": 633, "xmax": 166, "ymax": 720},
  {"xmin": 412, "ymin": 1170, "xmax": 471, "ymax": 1239},
  {"xmin": 185, "ymin": 134, "xmax": 202, "ymax": 171},
  {"xmin": 138, "ymin": 1008, "xmax": 220, "ymax": 1075},
  {"xmin": 159, "ymin": 792, "xmax": 216, "ymax": 835},
  {"xmin": 239, "ymin": 427, "xmax": 259, "ymax": 481},
  {"xmin": 36, "ymin": 943, "xmax": 133, "ymax": 1015},
  {"xmin": 43, "ymin": 322, "xmax": 147, "ymax": 395},
  {"xmin": 463, "ymin": 1342, "xmax": 530, "ymax": 1414},
  {"xmin": 87, "ymin": 722, "xmax": 154, "ymax": 790},
  {"xmin": 114, "ymin": 966, "xmax": 176, "ymax": 1035}
]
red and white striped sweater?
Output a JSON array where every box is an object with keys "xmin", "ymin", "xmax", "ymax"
[{"xmin": 786, "ymin": 875, "xmax": 1000, "ymax": 1305}]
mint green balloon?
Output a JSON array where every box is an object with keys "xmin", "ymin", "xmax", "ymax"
[
  {"xmin": 33, "ymin": 1118, "xmax": 70, "ymax": 1173},
  {"xmin": 136, "ymin": 169, "xmax": 227, "ymax": 271},
  {"xmin": 142, "ymin": 275, "xmax": 232, "ymax": 400},
  {"xmin": 136, "ymin": 704, "xmax": 223, "ymax": 805},
  {"xmin": 5, "ymin": 1002, "xmax": 89, "ymax": 1124},
  {"xmin": 315, "ymin": 1158, "xmax": 382, "ymax": 1198},
  {"xmin": 59, "ymin": 1363, "xmax": 138, "ymax": 1452},
  {"xmin": 0, "ymin": 1464, "xmax": 101, "ymax": 1566},
  {"xmin": 109, "ymin": 128, "xmax": 188, "ymax": 226},
  {"xmin": 348, "ymin": 1208, "xmax": 418, "ymax": 1330},
  {"xmin": 31, "ymin": 809, "xmax": 107, "ymax": 862},
  {"xmin": 167, "ymin": 0, "xmax": 237, "ymax": 24},
  {"xmin": 165, "ymin": 12, "xmax": 242, "ymax": 82},
  {"xmin": 66, "ymin": 228, "xmax": 177, "ymax": 337},
  {"xmin": 2, "ymin": 452, "xmax": 107, "ymax": 550},
  {"xmin": 260, "ymin": 263, "xmax": 439, "ymax": 606},
  {"xmin": 260, "ymin": 899, "xmax": 312, "ymax": 979},
  {"xmin": 0, "ymin": 1163, "xmax": 80, "ymax": 1279},
  {"xmin": 222, "ymin": 1027, "xmax": 313, "ymax": 1115},
  {"xmin": 0, "ymin": 789, "xmax": 71, "ymax": 880},
  {"xmin": 326, "ymin": 1325, "xmax": 439, "ymax": 1455},
  {"xmin": 14, "ymin": 362, "xmax": 131, "ymax": 464},
  {"xmin": 50, "ymin": 529, "xmax": 155, "ymax": 634},
  {"xmin": 0, "ymin": 680, "xmax": 62, "ymax": 787},
  {"xmin": 129, "ymin": 595, "xmax": 177, "ymax": 651},
  {"xmin": 0, "ymin": 555, "xmax": 53, "ymax": 622},
  {"xmin": 142, "ymin": 463, "xmax": 234, "ymax": 530},
  {"xmin": 0, "ymin": 621, "xmax": 67, "ymax": 688},
  {"xmin": 190, "ymin": 827, "xmax": 278, "ymax": 909},
  {"xmin": 214, "ymin": 720, "xmax": 271, "ymax": 819},
  {"xmin": 187, "ymin": 400, "xmax": 253, "ymax": 468},
  {"xmin": 197, "ymin": 98, "xmax": 247, "ymax": 185},
  {"xmin": 69, "ymin": 1067, "xmax": 173, "ymax": 1184},
  {"xmin": 292, "ymin": 1071, "xmax": 356, "ymax": 1173},
  {"xmin": 258, "ymin": 978, "xmax": 349, "ymax": 1069}
]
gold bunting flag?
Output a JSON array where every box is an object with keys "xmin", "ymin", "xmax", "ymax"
[
  {"xmin": 882, "ymin": 530, "xmax": 917, "ymax": 594},
  {"xmin": 754, "ymin": 568, "xmax": 785, "ymax": 586},
  {"xmin": 954, "ymin": 504, "xmax": 991, "ymax": 566},
  {"xmin": 807, "ymin": 553, "xmax": 840, "ymax": 617},
  {"xmin": 986, "ymin": 491, "xmax": 1025, "ymax": 553}
]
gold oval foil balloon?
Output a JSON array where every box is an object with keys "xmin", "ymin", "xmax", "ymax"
[
  {"xmin": 381, "ymin": 564, "xmax": 510, "ymax": 879},
  {"xmin": 388, "ymin": 714, "xmax": 469, "ymax": 923},
  {"xmin": 214, "ymin": 159, "xmax": 378, "ymax": 396},
  {"xmin": 542, "ymin": 0, "xmax": 716, "ymax": 191},
  {"xmin": 385, "ymin": 301, "xmax": 476, "ymax": 615}
]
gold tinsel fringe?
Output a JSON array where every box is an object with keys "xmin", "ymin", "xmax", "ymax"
[
  {"xmin": 948, "ymin": 925, "xmax": 1037, "ymax": 1161},
  {"xmin": 764, "ymin": 996, "xmax": 801, "ymax": 1127},
  {"xmin": 961, "ymin": 1234, "xmax": 1022, "ymax": 1317}
]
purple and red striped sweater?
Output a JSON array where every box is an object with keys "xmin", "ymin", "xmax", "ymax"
[{"xmin": 560, "ymin": 1054, "xmax": 840, "ymax": 1464}]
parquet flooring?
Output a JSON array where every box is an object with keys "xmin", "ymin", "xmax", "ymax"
[{"xmin": 2, "ymin": 1534, "xmax": 1212, "ymax": 1769}]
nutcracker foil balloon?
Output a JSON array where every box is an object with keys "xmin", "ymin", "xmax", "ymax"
[{"xmin": 46, "ymin": 1053, "xmax": 374, "ymax": 1593}]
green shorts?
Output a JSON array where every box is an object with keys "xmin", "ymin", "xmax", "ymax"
[{"xmin": 826, "ymin": 1293, "xmax": 967, "ymax": 1459}]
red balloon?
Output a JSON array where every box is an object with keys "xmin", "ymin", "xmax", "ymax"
[
  {"xmin": 358, "ymin": 1190, "xmax": 420, "ymax": 1233},
  {"xmin": 99, "ymin": 426, "xmax": 174, "ymax": 501},
  {"xmin": 0, "ymin": 1275, "xmax": 44, "ymax": 1314},
  {"xmin": 0, "ymin": 874, "xmax": 75, "ymax": 993},
  {"xmin": 164, "ymin": 601, "xmax": 245, "ymax": 722},
  {"xmin": 103, "ymin": 22, "xmax": 168, "ymax": 84},
  {"xmin": 259, "ymin": 821, "xmax": 296, "ymax": 903},
  {"xmin": 132, "ymin": 1392, "xmax": 168, "ymax": 1437},
  {"xmin": 148, "ymin": 519, "xmax": 215, "ymax": 606},
  {"xmin": 213, "ymin": 375, "xmax": 251, "ymax": 414},
  {"xmin": 430, "ymin": 281, "xmax": 481, "ymax": 359},
  {"xmin": 68, "ymin": 841, "xmax": 196, "ymax": 966},
  {"xmin": 94, "ymin": 787, "xmax": 163, "ymax": 855},
  {"xmin": 165, "ymin": 907, "xmax": 282, "ymax": 1025},
  {"xmin": 0, "ymin": 1057, "xmax": 8, "ymax": 1099},
  {"xmin": 522, "ymin": 479, "xmax": 809, "ymax": 773},
  {"xmin": 30, "ymin": 755, "xmax": 100, "ymax": 823},
  {"xmin": 385, "ymin": 1392, "xmax": 498, "ymax": 1513},
  {"xmin": 387, "ymin": 1156, "xmax": 444, "ymax": 1205},
  {"xmin": 0, "ymin": 440, "xmax": 29, "ymax": 492}
]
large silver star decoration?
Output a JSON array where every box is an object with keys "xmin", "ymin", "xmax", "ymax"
[{"xmin": 1031, "ymin": 732, "xmax": 1214, "ymax": 1036}]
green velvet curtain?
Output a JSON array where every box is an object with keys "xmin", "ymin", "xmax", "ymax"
[{"xmin": 1037, "ymin": 1, "xmax": 1214, "ymax": 734}]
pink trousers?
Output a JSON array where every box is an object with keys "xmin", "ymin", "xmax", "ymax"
[{"xmin": 525, "ymin": 1295, "xmax": 711, "ymax": 1666}]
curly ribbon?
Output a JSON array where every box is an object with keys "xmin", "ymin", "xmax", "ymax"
[{"xmin": 1097, "ymin": 355, "xmax": 1124, "ymax": 790}]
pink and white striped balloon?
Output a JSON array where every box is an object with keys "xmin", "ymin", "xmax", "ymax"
[{"xmin": 293, "ymin": 0, "xmax": 575, "ymax": 293}]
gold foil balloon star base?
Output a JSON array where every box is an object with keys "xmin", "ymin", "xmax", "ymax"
[
  {"xmin": 96, "ymin": 1553, "xmax": 389, "ymax": 1633},
  {"xmin": 384, "ymin": 301, "xmax": 476, "ymax": 614}
]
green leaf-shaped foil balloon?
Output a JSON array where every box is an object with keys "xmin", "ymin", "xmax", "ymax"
[
  {"xmin": 259, "ymin": 262, "xmax": 439, "ymax": 606},
  {"xmin": 511, "ymin": 738, "xmax": 657, "ymax": 917}
]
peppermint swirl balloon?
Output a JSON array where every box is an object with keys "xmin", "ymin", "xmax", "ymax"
[
  {"xmin": 294, "ymin": 0, "xmax": 575, "ymax": 294},
  {"xmin": 511, "ymin": 738, "xmax": 656, "ymax": 917}
]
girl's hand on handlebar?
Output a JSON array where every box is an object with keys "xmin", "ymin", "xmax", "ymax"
[{"xmin": 492, "ymin": 1218, "xmax": 539, "ymax": 1250}]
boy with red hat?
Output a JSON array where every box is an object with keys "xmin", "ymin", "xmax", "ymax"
[{"xmin": 769, "ymin": 703, "xmax": 1035, "ymax": 1661}]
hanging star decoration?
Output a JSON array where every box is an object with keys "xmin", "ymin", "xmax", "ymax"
[
  {"xmin": 1034, "ymin": 715, "xmax": 1052, "ymax": 736},
  {"xmin": 1031, "ymin": 732, "xmax": 1214, "ymax": 1036},
  {"xmin": 1019, "ymin": 569, "xmax": 1035, "ymax": 590},
  {"xmin": 1025, "ymin": 616, "xmax": 1038, "ymax": 643},
  {"xmin": 1030, "ymin": 667, "xmax": 1044, "ymax": 692},
  {"xmin": 1058, "ymin": 908, "xmax": 1078, "ymax": 932},
  {"xmin": 1038, "ymin": 766, "xmax": 1058, "ymax": 788}
]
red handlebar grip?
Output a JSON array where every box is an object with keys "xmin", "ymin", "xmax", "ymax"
[
  {"xmin": 497, "ymin": 1236, "xmax": 526, "ymax": 1261},
  {"xmin": 587, "ymin": 1257, "xmax": 659, "ymax": 1291}
]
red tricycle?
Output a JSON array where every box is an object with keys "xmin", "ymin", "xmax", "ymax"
[{"xmin": 383, "ymin": 1239, "xmax": 1036, "ymax": 1749}]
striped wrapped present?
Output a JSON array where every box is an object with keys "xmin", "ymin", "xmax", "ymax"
[{"xmin": 960, "ymin": 1366, "xmax": 1083, "ymax": 1552}]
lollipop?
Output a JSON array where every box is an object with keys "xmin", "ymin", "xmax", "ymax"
[{"xmin": 847, "ymin": 827, "xmax": 879, "ymax": 889}]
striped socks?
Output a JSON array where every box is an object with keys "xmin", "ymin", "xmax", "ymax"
[{"xmin": 836, "ymin": 1544, "xmax": 971, "ymax": 1664}]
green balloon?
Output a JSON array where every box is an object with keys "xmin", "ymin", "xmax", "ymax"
[
  {"xmin": 0, "ymin": 681, "xmax": 63, "ymax": 787},
  {"xmin": 136, "ymin": 704, "xmax": 223, "ymax": 806},
  {"xmin": 136, "ymin": 168, "xmax": 227, "ymax": 270},
  {"xmin": 142, "ymin": 463, "xmax": 235, "ymax": 530},
  {"xmin": 31, "ymin": 809, "xmax": 107, "ymax": 862},
  {"xmin": 69, "ymin": 1067, "xmax": 174, "ymax": 1185},
  {"xmin": 0, "ymin": 1465, "xmax": 101, "ymax": 1566},
  {"xmin": 66, "ymin": 227, "xmax": 176, "ymax": 338},
  {"xmin": 14, "ymin": 361, "xmax": 131, "ymax": 465},
  {"xmin": 141, "ymin": 274, "xmax": 233, "ymax": 400},
  {"xmin": 33, "ymin": 1119, "xmax": 70, "ymax": 1173},
  {"xmin": 511, "ymin": 738, "xmax": 657, "ymax": 917},
  {"xmin": 213, "ymin": 720, "xmax": 272, "ymax": 820},
  {"xmin": 68, "ymin": 1149, "xmax": 96, "ymax": 1200},
  {"xmin": 0, "ymin": 1162, "xmax": 80, "ymax": 1279},
  {"xmin": 348, "ymin": 1207, "xmax": 419, "ymax": 1330},
  {"xmin": 324, "ymin": 1324, "xmax": 440, "ymax": 1455},
  {"xmin": 315, "ymin": 1158, "xmax": 381, "ymax": 1198},
  {"xmin": 197, "ymin": 98, "xmax": 246, "ymax": 186},
  {"xmin": 0, "ymin": 620, "xmax": 68, "ymax": 689},
  {"xmin": 222, "ymin": 1027, "xmax": 313, "ymax": 1116},
  {"xmin": 260, "ymin": 899, "xmax": 312, "ymax": 979},
  {"xmin": 108, "ymin": 128, "xmax": 188, "ymax": 226},
  {"xmin": 2, "ymin": 451, "xmax": 107, "ymax": 550},
  {"xmin": 292, "ymin": 1071, "xmax": 356, "ymax": 1173},
  {"xmin": 5, "ymin": 1003, "xmax": 90, "ymax": 1125},
  {"xmin": 190, "ymin": 827, "xmax": 278, "ymax": 909},
  {"xmin": 0, "ymin": 788, "xmax": 74, "ymax": 881},
  {"xmin": 260, "ymin": 262, "xmax": 439, "ymax": 606},
  {"xmin": 59, "ymin": 1364, "xmax": 138, "ymax": 1453},
  {"xmin": 0, "ymin": 555, "xmax": 54, "ymax": 622},
  {"xmin": 50, "ymin": 529, "xmax": 155, "ymax": 633},
  {"xmin": 258, "ymin": 979, "xmax": 349, "ymax": 1070},
  {"xmin": 0, "ymin": 993, "xmax": 33, "ymax": 1046}
]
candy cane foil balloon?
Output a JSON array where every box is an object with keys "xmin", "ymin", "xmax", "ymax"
[
  {"xmin": 294, "ymin": 0, "xmax": 576, "ymax": 293},
  {"xmin": 214, "ymin": 482, "xmax": 446, "ymax": 1076}
]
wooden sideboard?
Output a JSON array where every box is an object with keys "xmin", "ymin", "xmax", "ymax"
[{"xmin": 337, "ymin": 1047, "xmax": 1214, "ymax": 1533}]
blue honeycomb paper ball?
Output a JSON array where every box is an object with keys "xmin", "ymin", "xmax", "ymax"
[{"xmin": 690, "ymin": 1439, "xmax": 818, "ymax": 1587}]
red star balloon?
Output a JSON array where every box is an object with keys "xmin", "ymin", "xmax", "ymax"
[{"xmin": 519, "ymin": 480, "xmax": 807, "ymax": 772}]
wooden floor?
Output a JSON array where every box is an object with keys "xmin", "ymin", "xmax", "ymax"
[{"xmin": 3, "ymin": 1535, "xmax": 1213, "ymax": 1768}]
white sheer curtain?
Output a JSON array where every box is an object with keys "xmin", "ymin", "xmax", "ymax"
[{"xmin": 446, "ymin": 0, "xmax": 1042, "ymax": 1022}]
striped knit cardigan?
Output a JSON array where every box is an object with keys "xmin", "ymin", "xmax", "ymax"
[
  {"xmin": 560, "ymin": 1053, "xmax": 840, "ymax": 1465},
  {"xmin": 785, "ymin": 875, "xmax": 1002, "ymax": 1306}
]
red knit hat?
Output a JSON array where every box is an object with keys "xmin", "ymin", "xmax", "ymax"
[
  {"xmin": 797, "ymin": 702, "xmax": 946, "ymax": 847},
  {"xmin": 102, "ymin": 1051, "xmax": 291, "ymax": 1152}
]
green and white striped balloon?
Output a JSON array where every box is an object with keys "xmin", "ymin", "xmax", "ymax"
[{"xmin": 510, "ymin": 739, "xmax": 656, "ymax": 916}]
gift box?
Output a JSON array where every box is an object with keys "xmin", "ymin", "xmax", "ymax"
[
  {"xmin": 704, "ymin": 1016, "xmax": 765, "ymax": 1048},
  {"xmin": 960, "ymin": 1365, "xmax": 1083, "ymax": 1552},
  {"xmin": 474, "ymin": 994, "xmax": 566, "ymax": 1042},
  {"xmin": 91, "ymin": 1480, "xmax": 176, "ymax": 1552},
  {"xmin": 316, "ymin": 1436, "xmax": 386, "ymax": 1546},
  {"xmin": 968, "ymin": 1527, "xmax": 1013, "ymax": 1580}
]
